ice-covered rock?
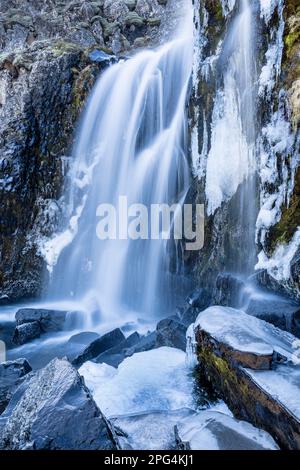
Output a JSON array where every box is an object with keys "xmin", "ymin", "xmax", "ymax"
[
  {"xmin": 175, "ymin": 410, "xmax": 279, "ymax": 450},
  {"xmin": 0, "ymin": 358, "xmax": 120, "ymax": 450},
  {"xmin": 193, "ymin": 305, "xmax": 300, "ymax": 449}
]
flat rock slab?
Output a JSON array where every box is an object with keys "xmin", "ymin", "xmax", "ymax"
[
  {"xmin": 195, "ymin": 306, "xmax": 276, "ymax": 369},
  {"xmin": 72, "ymin": 328, "xmax": 125, "ymax": 367},
  {"xmin": 0, "ymin": 358, "xmax": 120, "ymax": 450},
  {"xmin": 175, "ymin": 410, "xmax": 279, "ymax": 450},
  {"xmin": 194, "ymin": 306, "xmax": 300, "ymax": 449}
]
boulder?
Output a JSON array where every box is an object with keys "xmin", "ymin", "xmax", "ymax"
[
  {"xmin": 72, "ymin": 328, "xmax": 125, "ymax": 367},
  {"xmin": 95, "ymin": 331, "xmax": 141, "ymax": 367},
  {"xmin": 0, "ymin": 359, "xmax": 32, "ymax": 415},
  {"xmin": 68, "ymin": 331, "xmax": 100, "ymax": 345},
  {"xmin": 0, "ymin": 358, "xmax": 120, "ymax": 450},
  {"xmin": 155, "ymin": 317, "xmax": 187, "ymax": 351},
  {"xmin": 194, "ymin": 306, "xmax": 300, "ymax": 449},
  {"xmin": 175, "ymin": 411, "xmax": 279, "ymax": 450},
  {"xmin": 13, "ymin": 322, "xmax": 41, "ymax": 346},
  {"xmin": 125, "ymin": 331, "xmax": 157, "ymax": 356},
  {"xmin": 0, "ymin": 322, "xmax": 15, "ymax": 350},
  {"xmin": 15, "ymin": 308, "xmax": 67, "ymax": 332},
  {"xmin": 246, "ymin": 296, "xmax": 300, "ymax": 338},
  {"xmin": 212, "ymin": 273, "xmax": 245, "ymax": 307}
]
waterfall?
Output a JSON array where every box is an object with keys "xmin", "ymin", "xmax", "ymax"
[
  {"xmin": 47, "ymin": 5, "xmax": 194, "ymax": 325},
  {"xmin": 205, "ymin": 0, "xmax": 258, "ymax": 274}
]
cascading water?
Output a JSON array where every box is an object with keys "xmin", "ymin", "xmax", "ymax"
[
  {"xmin": 205, "ymin": 0, "xmax": 258, "ymax": 274},
  {"xmin": 47, "ymin": 5, "xmax": 194, "ymax": 326}
]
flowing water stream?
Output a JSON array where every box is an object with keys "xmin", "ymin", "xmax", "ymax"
[{"xmin": 47, "ymin": 4, "xmax": 194, "ymax": 327}]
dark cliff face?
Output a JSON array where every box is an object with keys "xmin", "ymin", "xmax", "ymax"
[
  {"xmin": 189, "ymin": 0, "xmax": 300, "ymax": 300},
  {"xmin": 0, "ymin": 0, "xmax": 169, "ymax": 302}
]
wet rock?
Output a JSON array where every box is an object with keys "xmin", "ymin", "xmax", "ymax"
[
  {"xmin": 194, "ymin": 306, "xmax": 300, "ymax": 449},
  {"xmin": 68, "ymin": 331, "xmax": 100, "ymax": 345},
  {"xmin": 125, "ymin": 331, "xmax": 157, "ymax": 356},
  {"xmin": 0, "ymin": 359, "xmax": 32, "ymax": 415},
  {"xmin": 125, "ymin": 11, "xmax": 145, "ymax": 27},
  {"xmin": 89, "ymin": 48, "xmax": 116, "ymax": 64},
  {"xmin": 0, "ymin": 322, "xmax": 15, "ymax": 350},
  {"xmin": 13, "ymin": 322, "xmax": 41, "ymax": 346},
  {"xmin": 212, "ymin": 273, "xmax": 245, "ymax": 307},
  {"xmin": 72, "ymin": 328, "xmax": 125, "ymax": 367},
  {"xmin": 180, "ymin": 288, "xmax": 212, "ymax": 325},
  {"xmin": 95, "ymin": 331, "xmax": 141, "ymax": 367},
  {"xmin": 0, "ymin": 358, "xmax": 120, "ymax": 450},
  {"xmin": 246, "ymin": 296, "xmax": 300, "ymax": 338},
  {"xmin": 155, "ymin": 317, "xmax": 186, "ymax": 351},
  {"xmin": 15, "ymin": 308, "xmax": 67, "ymax": 332}
]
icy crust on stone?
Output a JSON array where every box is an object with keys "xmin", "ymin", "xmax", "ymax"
[
  {"xmin": 246, "ymin": 365, "xmax": 300, "ymax": 421},
  {"xmin": 220, "ymin": 0, "xmax": 236, "ymax": 17},
  {"xmin": 259, "ymin": 0, "xmax": 282, "ymax": 24},
  {"xmin": 194, "ymin": 306, "xmax": 275, "ymax": 355},
  {"xmin": 177, "ymin": 410, "xmax": 279, "ymax": 450},
  {"xmin": 79, "ymin": 347, "xmax": 194, "ymax": 417},
  {"xmin": 256, "ymin": 228, "xmax": 300, "ymax": 281}
]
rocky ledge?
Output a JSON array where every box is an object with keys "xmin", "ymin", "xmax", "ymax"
[{"xmin": 191, "ymin": 306, "xmax": 300, "ymax": 450}]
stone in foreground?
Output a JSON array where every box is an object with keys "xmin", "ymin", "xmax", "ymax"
[
  {"xmin": 0, "ymin": 358, "xmax": 119, "ymax": 450},
  {"xmin": 193, "ymin": 306, "xmax": 300, "ymax": 449}
]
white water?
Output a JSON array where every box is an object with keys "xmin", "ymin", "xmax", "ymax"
[{"xmin": 46, "ymin": 6, "xmax": 194, "ymax": 326}]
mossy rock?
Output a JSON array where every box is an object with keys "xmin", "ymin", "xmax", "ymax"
[
  {"xmin": 124, "ymin": 12, "xmax": 144, "ymax": 28},
  {"xmin": 267, "ymin": 166, "xmax": 300, "ymax": 252},
  {"xmin": 51, "ymin": 40, "xmax": 83, "ymax": 57},
  {"xmin": 147, "ymin": 17, "xmax": 161, "ymax": 27}
]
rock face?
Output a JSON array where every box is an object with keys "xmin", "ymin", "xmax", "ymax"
[
  {"xmin": 0, "ymin": 358, "xmax": 120, "ymax": 450},
  {"xmin": 188, "ymin": 0, "xmax": 300, "ymax": 301},
  {"xmin": 0, "ymin": 358, "xmax": 32, "ymax": 415},
  {"xmin": 193, "ymin": 306, "xmax": 300, "ymax": 450},
  {"xmin": 0, "ymin": 0, "xmax": 170, "ymax": 303}
]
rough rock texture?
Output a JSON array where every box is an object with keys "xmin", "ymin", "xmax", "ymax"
[
  {"xmin": 0, "ymin": 0, "xmax": 169, "ymax": 302},
  {"xmin": 95, "ymin": 331, "xmax": 141, "ymax": 367},
  {"xmin": 155, "ymin": 317, "xmax": 187, "ymax": 351},
  {"xmin": 194, "ymin": 307, "xmax": 300, "ymax": 450},
  {"xmin": 12, "ymin": 308, "xmax": 70, "ymax": 345},
  {"xmin": 0, "ymin": 358, "xmax": 32, "ymax": 415},
  {"xmin": 0, "ymin": 358, "xmax": 120, "ymax": 450},
  {"xmin": 72, "ymin": 327, "xmax": 125, "ymax": 367},
  {"xmin": 188, "ymin": 0, "xmax": 300, "ymax": 301}
]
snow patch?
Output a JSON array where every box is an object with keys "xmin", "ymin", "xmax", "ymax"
[{"xmin": 79, "ymin": 347, "xmax": 194, "ymax": 417}]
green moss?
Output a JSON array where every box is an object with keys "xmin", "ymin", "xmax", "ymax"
[
  {"xmin": 51, "ymin": 40, "xmax": 83, "ymax": 57},
  {"xmin": 267, "ymin": 166, "xmax": 300, "ymax": 252},
  {"xmin": 285, "ymin": 30, "xmax": 300, "ymax": 58}
]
